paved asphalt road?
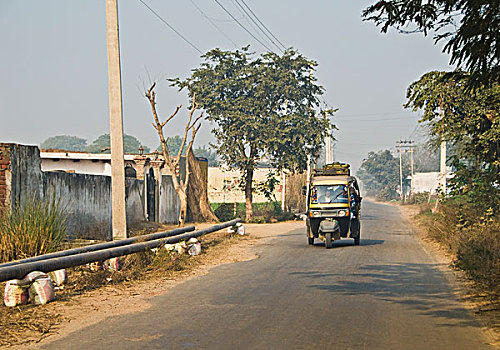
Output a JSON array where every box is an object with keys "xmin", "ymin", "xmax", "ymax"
[{"xmin": 42, "ymin": 200, "xmax": 493, "ymax": 350}]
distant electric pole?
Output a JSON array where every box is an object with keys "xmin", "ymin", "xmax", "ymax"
[
  {"xmin": 325, "ymin": 134, "xmax": 333, "ymax": 164},
  {"xmin": 397, "ymin": 142, "xmax": 403, "ymax": 201},
  {"xmin": 323, "ymin": 110, "xmax": 333, "ymax": 164},
  {"xmin": 440, "ymin": 137, "xmax": 447, "ymax": 193},
  {"xmin": 106, "ymin": 0, "xmax": 127, "ymax": 240},
  {"xmin": 396, "ymin": 140, "xmax": 415, "ymax": 201},
  {"xmin": 438, "ymin": 104, "xmax": 447, "ymax": 197},
  {"xmin": 282, "ymin": 99, "xmax": 288, "ymax": 212}
]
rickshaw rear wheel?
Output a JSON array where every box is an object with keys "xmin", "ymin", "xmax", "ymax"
[
  {"xmin": 351, "ymin": 218, "xmax": 361, "ymax": 245},
  {"xmin": 325, "ymin": 232, "xmax": 332, "ymax": 249}
]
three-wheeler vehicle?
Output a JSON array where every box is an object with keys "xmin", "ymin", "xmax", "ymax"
[{"xmin": 304, "ymin": 162, "xmax": 362, "ymax": 248}]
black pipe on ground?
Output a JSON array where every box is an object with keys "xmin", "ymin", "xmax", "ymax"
[
  {"xmin": 0, "ymin": 226, "xmax": 196, "ymax": 269},
  {"xmin": 0, "ymin": 219, "xmax": 241, "ymax": 282}
]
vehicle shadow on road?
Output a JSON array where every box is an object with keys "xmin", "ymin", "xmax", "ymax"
[
  {"xmin": 291, "ymin": 263, "xmax": 479, "ymax": 327},
  {"xmin": 309, "ymin": 239, "xmax": 384, "ymax": 248}
]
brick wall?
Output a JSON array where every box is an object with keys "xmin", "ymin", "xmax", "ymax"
[{"xmin": 0, "ymin": 144, "xmax": 12, "ymax": 211}]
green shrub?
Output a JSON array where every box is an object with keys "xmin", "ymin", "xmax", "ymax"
[
  {"xmin": 211, "ymin": 201, "xmax": 295, "ymax": 223},
  {"xmin": 456, "ymin": 221, "xmax": 500, "ymax": 292},
  {"xmin": 375, "ymin": 186, "xmax": 399, "ymax": 201},
  {"xmin": 406, "ymin": 192, "xmax": 432, "ymax": 204},
  {"xmin": 418, "ymin": 201, "xmax": 500, "ymax": 293},
  {"xmin": 248, "ymin": 216, "xmax": 266, "ymax": 224},
  {"xmin": 212, "ymin": 203, "xmax": 237, "ymax": 222},
  {"xmin": 0, "ymin": 196, "xmax": 67, "ymax": 263}
]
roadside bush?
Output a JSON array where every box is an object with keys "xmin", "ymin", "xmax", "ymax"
[
  {"xmin": 212, "ymin": 203, "xmax": 234, "ymax": 222},
  {"xmin": 248, "ymin": 216, "xmax": 266, "ymax": 224},
  {"xmin": 418, "ymin": 200, "xmax": 500, "ymax": 293},
  {"xmin": 406, "ymin": 192, "xmax": 432, "ymax": 204},
  {"xmin": 0, "ymin": 197, "xmax": 67, "ymax": 263},
  {"xmin": 211, "ymin": 201, "xmax": 295, "ymax": 223},
  {"xmin": 456, "ymin": 221, "xmax": 500, "ymax": 292},
  {"xmin": 375, "ymin": 186, "xmax": 399, "ymax": 201},
  {"xmin": 212, "ymin": 203, "xmax": 243, "ymax": 222}
]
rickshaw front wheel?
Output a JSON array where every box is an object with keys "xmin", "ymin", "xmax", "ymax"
[{"xmin": 325, "ymin": 232, "xmax": 332, "ymax": 249}]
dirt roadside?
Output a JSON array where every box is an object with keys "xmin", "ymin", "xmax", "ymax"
[
  {"xmin": 1, "ymin": 221, "xmax": 304, "ymax": 349},
  {"xmin": 399, "ymin": 204, "xmax": 500, "ymax": 348}
]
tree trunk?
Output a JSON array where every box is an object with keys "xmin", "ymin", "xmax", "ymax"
[
  {"xmin": 175, "ymin": 186, "xmax": 187, "ymax": 226},
  {"xmin": 187, "ymin": 149, "xmax": 219, "ymax": 222},
  {"xmin": 245, "ymin": 167, "xmax": 254, "ymax": 220}
]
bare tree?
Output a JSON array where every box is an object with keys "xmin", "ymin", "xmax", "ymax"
[{"xmin": 145, "ymin": 82, "xmax": 201, "ymax": 226}]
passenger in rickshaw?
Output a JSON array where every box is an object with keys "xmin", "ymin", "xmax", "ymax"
[
  {"xmin": 349, "ymin": 185, "xmax": 362, "ymax": 218},
  {"xmin": 317, "ymin": 185, "xmax": 348, "ymax": 204}
]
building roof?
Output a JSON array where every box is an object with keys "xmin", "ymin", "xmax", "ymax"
[{"xmin": 40, "ymin": 151, "xmax": 143, "ymax": 161}]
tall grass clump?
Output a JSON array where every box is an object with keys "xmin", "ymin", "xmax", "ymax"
[
  {"xmin": 455, "ymin": 217, "xmax": 500, "ymax": 292},
  {"xmin": 0, "ymin": 196, "xmax": 67, "ymax": 263},
  {"xmin": 419, "ymin": 201, "xmax": 500, "ymax": 293}
]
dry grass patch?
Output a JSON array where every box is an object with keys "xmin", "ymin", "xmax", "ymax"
[{"xmin": 0, "ymin": 229, "xmax": 243, "ymax": 347}]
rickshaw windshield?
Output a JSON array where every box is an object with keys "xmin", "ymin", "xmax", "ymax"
[{"xmin": 311, "ymin": 185, "xmax": 348, "ymax": 204}]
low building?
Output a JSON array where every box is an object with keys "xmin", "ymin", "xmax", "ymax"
[
  {"xmin": 409, "ymin": 170, "xmax": 453, "ymax": 194},
  {"xmin": 207, "ymin": 167, "xmax": 282, "ymax": 203}
]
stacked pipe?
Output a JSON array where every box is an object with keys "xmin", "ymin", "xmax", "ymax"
[
  {"xmin": 0, "ymin": 219, "xmax": 241, "ymax": 282},
  {"xmin": 0, "ymin": 226, "xmax": 196, "ymax": 268}
]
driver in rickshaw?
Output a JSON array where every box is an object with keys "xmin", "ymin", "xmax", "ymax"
[{"xmin": 322, "ymin": 185, "xmax": 348, "ymax": 203}]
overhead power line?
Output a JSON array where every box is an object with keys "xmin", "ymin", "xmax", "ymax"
[
  {"xmin": 190, "ymin": 0, "xmax": 239, "ymax": 48},
  {"xmin": 203, "ymin": 15, "xmax": 245, "ymax": 23},
  {"xmin": 230, "ymin": 0, "xmax": 270, "ymax": 50},
  {"xmin": 138, "ymin": 0, "xmax": 203, "ymax": 54},
  {"xmin": 232, "ymin": 0, "xmax": 283, "ymax": 53},
  {"xmin": 214, "ymin": 0, "xmax": 274, "ymax": 52},
  {"xmin": 238, "ymin": 0, "xmax": 287, "ymax": 51}
]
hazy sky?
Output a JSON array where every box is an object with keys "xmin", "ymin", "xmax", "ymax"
[{"xmin": 0, "ymin": 1, "xmax": 452, "ymax": 171}]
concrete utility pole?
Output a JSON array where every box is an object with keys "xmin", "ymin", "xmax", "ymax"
[
  {"xmin": 325, "ymin": 136, "xmax": 333, "ymax": 164},
  {"xmin": 323, "ymin": 110, "xmax": 333, "ymax": 165},
  {"xmin": 397, "ymin": 142, "xmax": 403, "ymax": 201},
  {"xmin": 396, "ymin": 140, "xmax": 415, "ymax": 201},
  {"xmin": 281, "ymin": 170, "xmax": 286, "ymax": 211},
  {"xmin": 282, "ymin": 99, "xmax": 288, "ymax": 212},
  {"xmin": 106, "ymin": 0, "xmax": 127, "ymax": 240},
  {"xmin": 440, "ymin": 137, "xmax": 447, "ymax": 194},
  {"xmin": 438, "ymin": 104, "xmax": 447, "ymax": 198}
]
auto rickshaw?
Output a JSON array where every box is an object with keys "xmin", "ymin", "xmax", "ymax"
[{"xmin": 305, "ymin": 163, "xmax": 361, "ymax": 248}]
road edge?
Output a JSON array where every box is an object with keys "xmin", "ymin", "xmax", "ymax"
[{"xmin": 399, "ymin": 205, "xmax": 500, "ymax": 349}]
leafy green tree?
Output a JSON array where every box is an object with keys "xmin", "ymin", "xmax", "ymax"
[
  {"xmin": 363, "ymin": 1, "xmax": 500, "ymax": 86},
  {"xmin": 405, "ymin": 71, "xmax": 500, "ymax": 209},
  {"xmin": 254, "ymin": 170, "xmax": 280, "ymax": 203},
  {"xmin": 357, "ymin": 150, "xmax": 403, "ymax": 200},
  {"xmin": 171, "ymin": 47, "xmax": 332, "ymax": 219},
  {"xmin": 87, "ymin": 134, "xmax": 150, "ymax": 154},
  {"xmin": 156, "ymin": 135, "xmax": 185, "ymax": 156},
  {"xmin": 156, "ymin": 138, "xmax": 220, "ymax": 166},
  {"xmin": 40, "ymin": 135, "xmax": 87, "ymax": 151}
]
